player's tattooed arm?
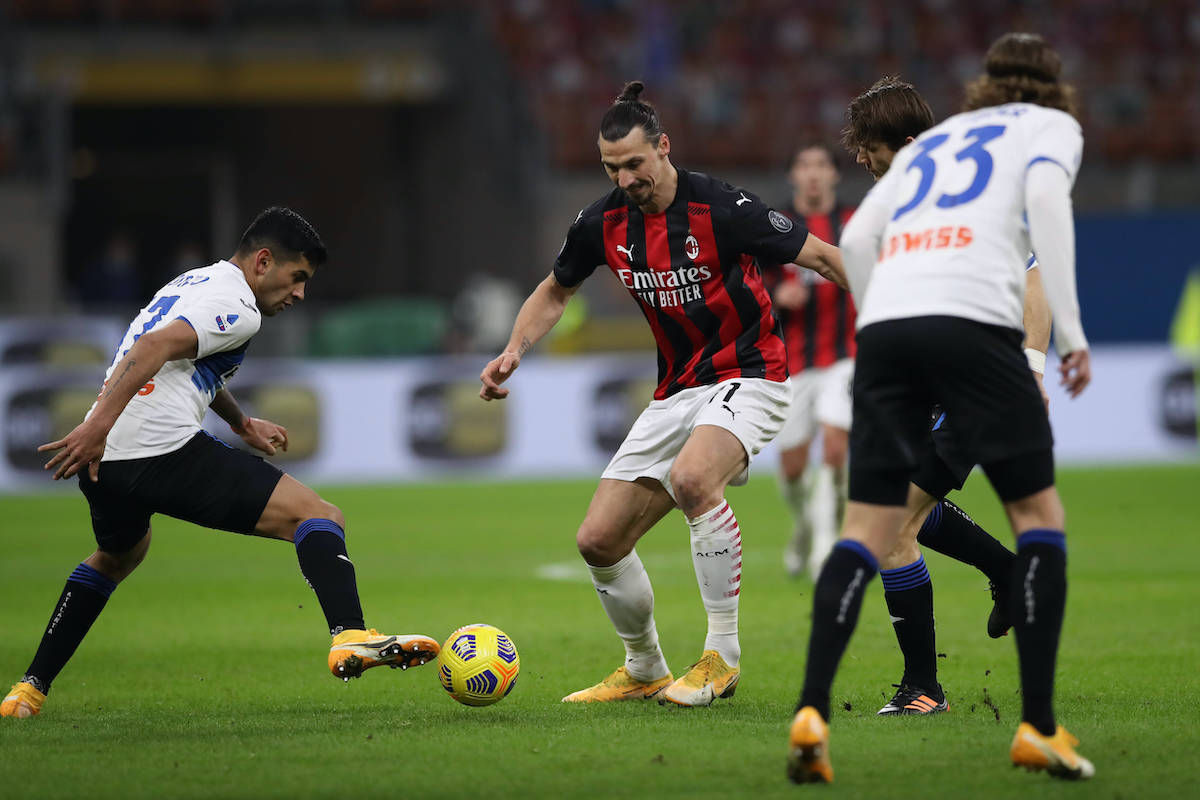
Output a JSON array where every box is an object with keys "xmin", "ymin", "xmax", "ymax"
[
  {"xmin": 480, "ymin": 272, "xmax": 579, "ymax": 400},
  {"xmin": 37, "ymin": 319, "xmax": 198, "ymax": 481}
]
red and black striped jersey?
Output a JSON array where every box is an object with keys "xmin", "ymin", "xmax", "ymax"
[
  {"xmin": 554, "ymin": 168, "xmax": 810, "ymax": 400},
  {"xmin": 772, "ymin": 204, "xmax": 858, "ymax": 371}
]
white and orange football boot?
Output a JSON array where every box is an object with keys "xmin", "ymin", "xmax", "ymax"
[{"xmin": 328, "ymin": 629, "xmax": 439, "ymax": 680}]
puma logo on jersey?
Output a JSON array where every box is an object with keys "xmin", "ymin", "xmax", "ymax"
[
  {"xmin": 616, "ymin": 243, "xmax": 636, "ymax": 262},
  {"xmin": 735, "ymin": 193, "xmax": 751, "ymax": 206},
  {"xmin": 722, "ymin": 404, "xmax": 739, "ymax": 420}
]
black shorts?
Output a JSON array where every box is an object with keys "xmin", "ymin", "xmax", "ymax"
[
  {"xmin": 910, "ymin": 407, "xmax": 974, "ymax": 499},
  {"xmin": 849, "ymin": 316, "xmax": 1054, "ymax": 506},
  {"xmin": 78, "ymin": 431, "xmax": 284, "ymax": 554}
]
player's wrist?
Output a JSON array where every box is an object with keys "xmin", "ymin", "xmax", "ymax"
[{"xmin": 1024, "ymin": 348, "xmax": 1046, "ymax": 374}]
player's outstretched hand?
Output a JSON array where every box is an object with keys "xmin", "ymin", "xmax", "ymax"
[
  {"xmin": 234, "ymin": 417, "xmax": 289, "ymax": 456},
  {"xmin": 38, "ymin": 419, "xmax": 108, "ymax": 482},
  {"xmin": 1059, "ymin": 350, "xmax": 1091, "ymax": 398},
  {"xmin": 480, "ymin": 352, "xmax": 520, "ymax": 401}
]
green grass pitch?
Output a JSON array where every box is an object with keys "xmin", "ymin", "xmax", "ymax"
[{"xmin": 1, "ymin": 464, "xmax": 1197, "ymax": 798}]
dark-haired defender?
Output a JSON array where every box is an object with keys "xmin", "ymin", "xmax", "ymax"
[
  {"xmin": 1, "ymin": 207, "xmax": 439, "ymax": 719},
  {"xmin": 842, "ymin": 76, "xmax": 1052, "ymax": 718},
  {"xmin": 787, "ymin": 34, "xmax": 1094, "ymax": 781},
  {"xmin": 480, "ymin": 82, "xmax": 846, "ymax": 707}
]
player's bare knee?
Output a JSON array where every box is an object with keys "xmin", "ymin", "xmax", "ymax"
[
  {"xmin": 881, "ymin": 526, "xmax": 921, "ymax": 570},
  {"xmin": 1006, "ymin": 487, "xmax": 1064, "ymax": 533},
  {"xmin": 575, "ymin": 522, "xmax": 623, "ymax": 567},
  {"xmin": 90, "ymin": 527, "xmax": 151, "ymax": 583},
  {"xmin": 669, "ymin": 465, "xmax": 719, "ymax": 517},
  {"xmin": 781, "ymin": 446, "xmax": 809, "ymax": 482},
  {"xmin": 822, "ymin": 435, "xmax": 848, "ymax": 469},
  {"xmin": 318, "ymin": 500, "xmax": 345, "ymax": 529}
]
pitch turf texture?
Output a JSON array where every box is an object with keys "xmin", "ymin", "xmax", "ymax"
[{"xmin": 1, "ymin": 465, "xmax": 1196, "ymax": 799}]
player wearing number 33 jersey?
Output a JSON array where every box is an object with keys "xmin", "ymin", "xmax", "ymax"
[
  {"xmin": 788, "ymin": 34, "xmax": 1093, "ymax": 785},
  {"xmin": 850, "ymin": 102, "xmax": 1083, "ymax": 346},
  {"xmin": 97, "ymin": 260, "xmax": 262, "ymax": 460}
]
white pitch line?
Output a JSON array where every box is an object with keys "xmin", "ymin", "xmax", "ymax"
[{"xmin": 534, "ymin": 562, "xmax": 590, "ymax": 582}]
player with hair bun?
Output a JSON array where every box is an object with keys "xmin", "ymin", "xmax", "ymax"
[{"xmin": 481, "ymin": 81, "xmax": 847, "ymax": 708}]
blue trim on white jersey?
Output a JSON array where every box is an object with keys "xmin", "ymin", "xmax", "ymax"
[
  {"xmin": 1026, "ymin": 155, "xmax": 1069, "ymax": 175},
  {"xmin": 191, "ymin": 344, "xmax": 248, "ymax": 399}
]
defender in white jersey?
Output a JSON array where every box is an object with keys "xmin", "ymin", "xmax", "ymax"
[
  {"xmin": 837, "ymin": 78, "xmax": 1056, "ymax": 722},
  {"xmin": 788, "ymin": 35, "xmax": 1094, "ymax": 784},
  {"xmin": 2, "ymin": 208, "xmax": 439, "ymax": 721}
]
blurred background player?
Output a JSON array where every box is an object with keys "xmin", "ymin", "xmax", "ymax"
[
  {"xmin": 768, "ymin": 142, "xmax": 857, "ymax": 581},
  {"xmin": 480, "ymin": 81, "xmax": 846, "ymax": 708},
  {"xmin": 840, "ymin": 76, "xmax": 1051, "ymax": 718},
  {"xmin": 789, "ymin": 34, "xmax": 1094, "ymax": 782},
  {"xmin": 1, "ymin": 208, "xmax": 439, "ymax": 719}
]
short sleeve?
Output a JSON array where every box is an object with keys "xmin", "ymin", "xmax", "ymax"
[
  {"xmin": 723, "ymin": 186, "xmax": 810, "ymax": 264},
  {"xmin": 553, "ymin": 209, "xmax": 604, "ymax": 288},
  {"xmin": 1027, "ymin": 111, "xmax": 1083, "ymax": 186},
  {"xmin": 178, "ymin": 291, "xmax": 260, "ymax": 359}
]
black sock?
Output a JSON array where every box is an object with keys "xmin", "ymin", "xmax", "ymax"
[
  {"xmin": 880, "ymin": 556, "xmax": 940, "ymax": 693},
  {"xmin": 24, "ymin": 563, "xmax": 117, "ymax": 694},
  {"xmin": 1010, "ymin": 529, "xmax": 1067, "ymax": 737},
  {"xmin": 917, "ymin": 500, "xmax": 1015, "ymax": 584},
  {"xmin": 797, "ymin": 541, "xmax": 878, "ymax": 721},
  {"xmin": 294, "ymin": 519, "xmax": 365, "ymax": 636}
]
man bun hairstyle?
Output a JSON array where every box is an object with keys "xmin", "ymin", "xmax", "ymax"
[
  {"xmin": 841, "ymin": 76, "xmax": 935, "ymax": 154},
  {"xmin": 600, "ymin": 80, "xmax": 663, "ymax": 145},
  {"xmin": 236, "ymin": 206, "xmax": 327, "ymax": 268},
  {"xmin": 964, "ymin": 33, "xmax": 1078, "ymax": 117}
]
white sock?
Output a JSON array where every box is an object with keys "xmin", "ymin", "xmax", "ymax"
[
  {"xmin": 807, "ymin": 464, "xmax": 839, "ymax": 579},
  {"xmin": 687, "ymin": 501, "xmax": 742, "ymax": 667},
  {"xmin": 586, "ymin": 550, "xmax": 669, "ymax": 682},
  {"xmin": 780, "ymin": 470, "xmax": 814, "ymax": 574}
]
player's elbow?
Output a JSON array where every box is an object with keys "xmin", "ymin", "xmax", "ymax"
[{"xmin": 138, "ymin": 320, "xmax": 199, "ymax": 362}]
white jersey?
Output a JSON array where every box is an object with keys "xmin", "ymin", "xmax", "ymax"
[
  {"xmin": 846, "ymin": 103, "xmax": 1082, "ymax": 332},
  {"xmin": 92, "ymin": 260, "xmax": 262, "ymax": 460}
]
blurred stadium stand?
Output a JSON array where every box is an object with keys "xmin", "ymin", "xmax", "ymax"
[{"xmin": 0, "ymin": 0, "xmax": 1196, "ymax": 356}]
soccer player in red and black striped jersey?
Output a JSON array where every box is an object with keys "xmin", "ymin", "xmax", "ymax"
[
  {"xmin": 480, "ymin": 81, "xmax": 846, "ymax": 707},
  {"xmin": 769, "ymin": 142, "xmax": 858, "ymax": 582}
]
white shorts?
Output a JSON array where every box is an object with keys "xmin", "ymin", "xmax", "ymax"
[
  {"xmin": 775, "ymin": 358, "xmax": 854, "ymax": 451},
  {"xmin": 602, "ymin": 377, "xmax": 792, "ymax": 500}
]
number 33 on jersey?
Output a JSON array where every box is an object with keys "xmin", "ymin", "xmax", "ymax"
[{"xmin": 849, "ymin": 103, "xmax": 1082, "ymax": 335}]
